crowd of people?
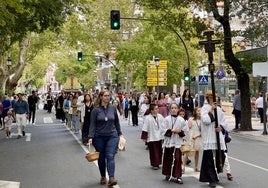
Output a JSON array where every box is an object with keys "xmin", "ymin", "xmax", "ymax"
[
  {"xmin": 139, "ymin": 89, "xmax": 234, "ymax": 187},
  {"xmin": 0, "ymin": 88, "xmax": 242, "ymax": 187}
]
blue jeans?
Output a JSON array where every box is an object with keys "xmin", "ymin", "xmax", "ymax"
[
  {"xmin": 93, "ymin": 133, "xmax": 119, "ymax": 178},
  {"xmin": 72, "ymin": 115, "xmax": 78, "ymax": 133}
]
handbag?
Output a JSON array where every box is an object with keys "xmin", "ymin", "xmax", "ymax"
[
  {"xmin": 118, "ymin": 136, "xmax": 126, "ymax": 151},
  {"xmin": 85, "ymin": 145, "xmax": 99, "ymax": 162}
]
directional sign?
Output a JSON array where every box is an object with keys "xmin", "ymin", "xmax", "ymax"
[
  {"xmin": 198, "ymin": 75, "xmax": 209, "ymax": 86},
  {"xmin": 147, "ymin": 60, "xmax": 168, "ymax": 86},
  {"xmin": 147, "ymin": 81, "xmax": 167, "ymax": 86}
]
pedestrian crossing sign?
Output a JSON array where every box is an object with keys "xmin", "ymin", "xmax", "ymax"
[{"xmin": 198, "ymin": 75, "xmax": 209, "ymax": 86}]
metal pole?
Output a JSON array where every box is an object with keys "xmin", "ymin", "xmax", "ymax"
[
  {"xmin": 116, "ymin": 72, "xmax": 119, "ymax": 94},
  {"xmin": 157, "ymin": 65, "xmax": 159, "ymax": 95},
  {"xmin": 262, "ymin": 77, "xmax": 267, "ymax": 135}
]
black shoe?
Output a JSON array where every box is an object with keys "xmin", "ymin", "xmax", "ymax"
[
  {"xmin": 17, "ymin": 135, "xmax": 21, "ymax": 139},
  {"xmin": 186, "ymin": 159, "xmax": 191, "ymax": 165},
  {"xmin": 209, "ymin": 182, "xmax": 216, "ymax": 187},
  {"xmin": 22, "ymin": 131, "xmax": 25, "ymax": 136},
  {"xmin": 152, "ymin": 166, "xmax": 159, "ymax": 170},
  {"xmin": 176, "ymin": 178, "xmax": 183, "ymax": 184},
  {"xmin": 165, "ymin": 176, "xmax": 171, "ymax": 181}
]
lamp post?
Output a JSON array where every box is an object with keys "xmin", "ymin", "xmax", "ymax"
[
  {"xmin": 115, "ymin": 68, "xmax": 119, "ymax": 93},
  {"xmin": 154, "ymin": 57, "xmax": 160, "ymax": 95},
  {"xmin": 7, "ymin": 57, "xmax": 11, "ymax": 70}
]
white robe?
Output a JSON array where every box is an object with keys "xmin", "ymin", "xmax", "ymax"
[
  {"xmin": 142, "ymin": 113, "xmax": 165, "ymax": 142},
  {"xmin": 161, "ymin": 115, "xmax": 188, "ymax": 148},
  {"xmin": 201, "ymin": 104, "xmax": 227, "ymax": 150}
]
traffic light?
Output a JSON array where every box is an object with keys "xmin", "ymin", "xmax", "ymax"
[
  {"xmin": 77, "ymin": 52, "xmax": 83, "ymax": 61},
  {"xmin": 110, "ymin": 10, "xmax": 120, "ymax": 30},
  {"xmin": 184, "ymin": 68, "xmax": 190, "ymax": 83}
]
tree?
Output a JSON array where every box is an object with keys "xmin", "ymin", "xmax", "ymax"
[
  {"xmin": 136, "ymin": 0, "xmax": 267, "ymax": 131},
  {"xmin": 0, "ymin": 0, "xmax": 75, "ymax": 94},
  {"xmin": 115, "ymin": 22, "xmax": 200, "ymax": 91}
]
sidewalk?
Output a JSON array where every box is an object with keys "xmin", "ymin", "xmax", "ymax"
[{"xmin": 225, "ymin": 114, "xmax": 268, "ymax": 142}]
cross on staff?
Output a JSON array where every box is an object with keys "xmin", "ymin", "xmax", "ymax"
[{"xmin": 199, "ymin": 30, "xmax": 223, "ymax": 173}]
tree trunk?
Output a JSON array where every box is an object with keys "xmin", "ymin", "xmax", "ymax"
[{"xmin": 238, "ymin": 73, "xmax": 253, "ymax": 131}]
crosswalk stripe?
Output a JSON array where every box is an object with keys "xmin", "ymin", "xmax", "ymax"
[
  {"xmin": 43, "ymin": 117, "xmax": 53, "ymax": 123},
  {"xmin": 0, "ymin": 180, "xmax": 20, "ymax": 188},
  {"xmin": 25, "ymin": 133, "xmax": 31, "ymax": 141}
]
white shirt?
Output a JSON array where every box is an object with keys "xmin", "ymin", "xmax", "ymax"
[{"xmin": 255, "ymin": 97, "xmax": 263, "ymax": 108}]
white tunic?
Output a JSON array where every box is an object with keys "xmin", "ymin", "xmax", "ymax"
[
  {"xmin": 161, "ymin": 115, "xmax": 188, "ymax": 148},
  {"xmin": 142, "ymin": 113, "xmax": 165, "ymax": 142},
  {"xmin": 201, "ymin": 104, "xmax": 227, "ymax": 150}
]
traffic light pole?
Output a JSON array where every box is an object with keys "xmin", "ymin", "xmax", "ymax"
[{"xmin": 120, "ymin": 16, "xmax": 191, "ymax": 92}]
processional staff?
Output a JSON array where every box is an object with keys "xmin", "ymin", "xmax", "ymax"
[{"xmin": 199, "ymin": 30, "xmax": 223, "ymax": 173}]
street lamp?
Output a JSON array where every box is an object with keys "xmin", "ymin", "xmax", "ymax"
[
  {"xmin": 115, "ymin": 68, "xmax": 119, "ymax": 93},
  {"xmin": 7, "ymin": 57, "xmax": 11, "ymax": 70},
  {"xmin": 154, "ymin": 57, "xmax": 160, "ymax": 95}
]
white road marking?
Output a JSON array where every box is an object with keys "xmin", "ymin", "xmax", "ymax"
[
  {"xmin": 25, "ymin": 133, "xmax": 31, "ymax": 141},
  {"xmin": 43, "ymin": 117, "xmax": 53, "ymax": 123},
  {"xmin": 9, "ymin": 133, "xmax": 31, "ymax": 141},
  {"xmin": 229, "ymin": 155, "xmax": 268, "ymax": 172},
  {"xmin": 0, "ymin": 180, "xmax": 20, "ymax": 188}
]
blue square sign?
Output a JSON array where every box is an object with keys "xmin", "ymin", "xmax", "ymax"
[{"xmin": 198, "ymin": 75, "xmax": 209, "ymax": 86}]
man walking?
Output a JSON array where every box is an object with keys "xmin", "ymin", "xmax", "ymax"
[
  {"xmin": 28, "ymin": 90, "xmax": 38, "ymax": 125},
  {"xmin": 232, "ymin": 89, "xmax": 241, "ymax": 130},
  {"xmin": 13, "ymin": 93, "xmax": 29, "ymax": 139},
  {"xmin": 255, "ymin": 93, "xmax": 264, "ymax": 123}
]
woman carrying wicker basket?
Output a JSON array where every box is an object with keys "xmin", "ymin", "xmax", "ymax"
[{"xmin": 88, "ymin": 90, "xmax": 122, "ymax": 186}]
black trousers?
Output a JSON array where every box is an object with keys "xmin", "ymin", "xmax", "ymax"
[
  {"xmin": 233, "ymin": 109, "xmax": 241, "ymax": 129},
  {"xmin": 131, "ymin": 109, "xmax": 138, "ymax": 126},
  {"xmin": 82, "ymin": 118, "xmax": 90, "ymax": 143},
  {"xmin": 257, "ymin": 108, "xmax": 264, "ymax": 123},
  {"xmin": 29, "ymin": 108, "xmax": 36, "ymax": 123}
]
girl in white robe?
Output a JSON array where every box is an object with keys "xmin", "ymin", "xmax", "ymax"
[{"xmin": 161, "ymin": 103, "xmax": 188, "ymax": 184}]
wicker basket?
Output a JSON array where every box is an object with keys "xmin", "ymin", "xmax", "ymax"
[
  {"xmin": 85, "ymin": 145, "xmax": 99, "ymax": 162},
  {"xmin": 180, "ymin": 145, "xmax": 191, "ymax": 153}
]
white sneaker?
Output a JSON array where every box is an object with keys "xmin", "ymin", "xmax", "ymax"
[{"xmin": 32, "ymin": 122, "xmax": 35, "ymax": 125}]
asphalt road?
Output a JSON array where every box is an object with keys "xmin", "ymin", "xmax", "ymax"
[{"xmin": 0, "ymin": 108, "xmax": 268, "ymax": 188}]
